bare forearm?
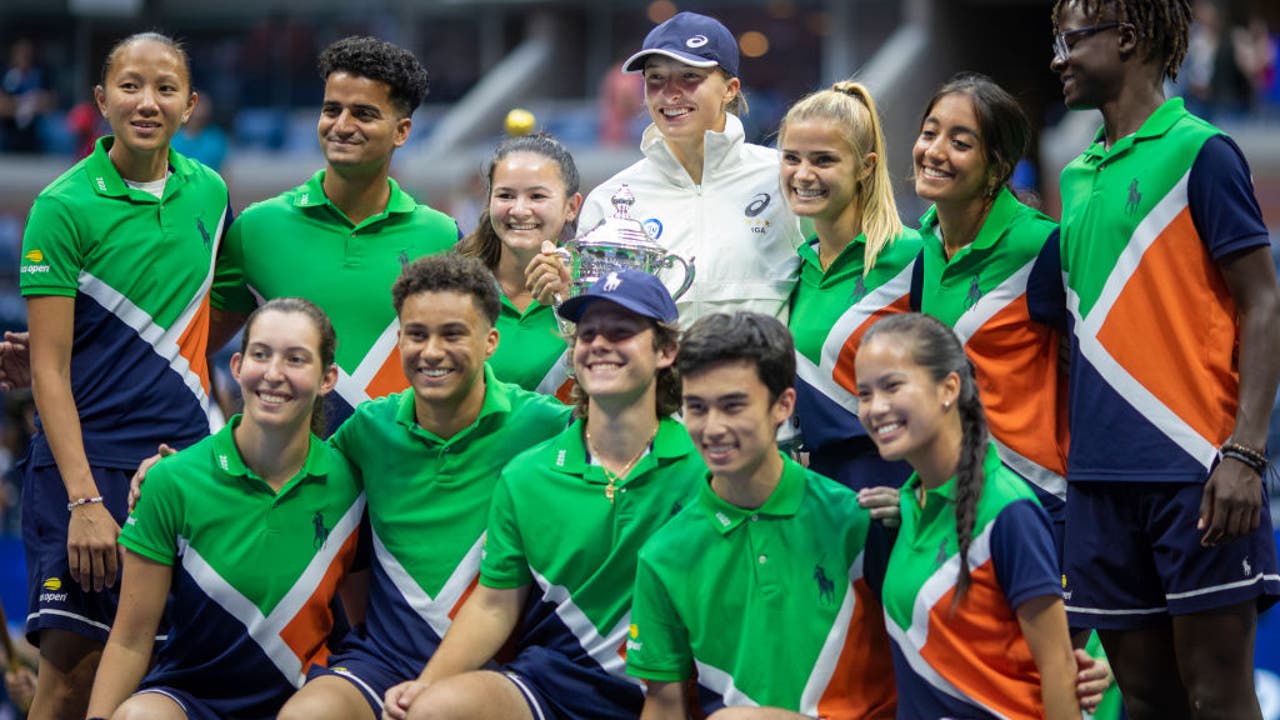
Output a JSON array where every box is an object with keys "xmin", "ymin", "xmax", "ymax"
[
  {"xmin": 85, "ymin": 635, "xmax": 155, "ymax": 717},
  {"xmin": 31, "ymin": 366, "xmax": 95, "ymax": 498},
  {"xmin": 420, "ymin": 585, "xmax": 525, "ymax": 684},
  {"xmin": 1231, "ymin": 299, "xmax": 1280, "ymax": 448},
  {"xmin": 639, "ymin": 681, "xmax": 686, "ymax": 720}
]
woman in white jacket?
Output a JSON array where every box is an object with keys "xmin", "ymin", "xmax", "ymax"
[{"xmin": 577, "ymin": 11, "xmax": 803, "ymax": 325}]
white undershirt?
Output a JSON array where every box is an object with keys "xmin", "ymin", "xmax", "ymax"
[{"xmin": 123, "ymin": 171, "xmax": 171, "ymax": 198}]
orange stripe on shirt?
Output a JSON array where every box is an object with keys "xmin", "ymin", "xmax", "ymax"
[
  {"xmin": 365, "ymin": 346, "xmax": 410, "ymax": 400},
  {"xmin": 278, "ymin": 528, "xmax": 360, "ymax": 672},
  {"xmin": 831, "ymin": 294, "xmax": 912, "ymax": 395},
  {"xmin": 817, "ymin": 578, "xmax": 896, "ymax": 720},
  {"xmin": 1096, "ymin": 208, "xmax": 1238, "ymax": 446},
  {"xmin": 175, "ymin": 295, "xmax": 212, "ymax": 395},
  {"xmin": 967, "ymin": 295, "xmax": 1068, "ymax": 476},
  {"xmin": 918, "ymin": 562, "xmax": 1044, "ymax": 719}
]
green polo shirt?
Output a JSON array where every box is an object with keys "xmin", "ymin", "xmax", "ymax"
[
  {"xmin": 628, "ymin": 457, "xmax": 894, "ymax": 716},
  {"xmin": 211, "ymin": 170, "xmax": 459, "ymax": 417},
  {"xmin": 119, "ymin": 416, "xmax": 364, "ymax": 688},
  {"xmin": 489, "ymin": 295, "xmax": 569, "ymax": 394},
  {"xmin": 481, "ymin": 416, "xmax": 704, "ymax": 670}
]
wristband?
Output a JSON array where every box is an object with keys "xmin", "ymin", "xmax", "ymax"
[
  {"xmin": 1220, "ymin": 448, "xmax": 1267, "ymax": 476},
  {"xmin": 1222, "ymin": 441, "xmax": 1267, "ymax": 466},
  {"xmin": 67, "ymin": 495, "xmax": 104, "ymax": 512}
]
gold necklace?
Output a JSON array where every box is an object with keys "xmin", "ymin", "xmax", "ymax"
[{"xmin": 585, "ymin": 424, "xmax": 659, "ymax": 503}]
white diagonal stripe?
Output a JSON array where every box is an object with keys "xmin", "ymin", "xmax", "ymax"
[
  {"xmin": 950, "ymin": 258, "xmax": 1035, "ymax": 345},
  {"xmin": 886, "ymin": 521, "xmax": 1009, "ymax": 719},
  {"xmin": 991, "ymin": 437, "xmax": 1066, "ymax": 502},
  {"xmin": 798, "ymin": 552, "xmax": 864, "ymax": 715},
  {"xmin": 371, "ymin": 529, "xmax": 484, "ymax": 640},
  {"xmin": 179, "ymin": 495, "xmax": 361, "ymax": 687},
  {"xmin": 534, "ymin": 350, "xmax": 571, "ymax": 396},
  {"xmin": 529, "ymin": 568, "xmax": 642, "ymax": 687},
  {"xmin": 1067, "ymin": 170, "xmax": 1216, "ymax": 470},
  {"xmin": 77, "ymin": 205, "xmax": 226, "ymax": 431},
  {"xmin": 694, "ymin": 659, "xmax": 759, "ymax": 708},
  {"xmin": 334, "ymin": 319, "xmax": 402, "ymax": 409}
]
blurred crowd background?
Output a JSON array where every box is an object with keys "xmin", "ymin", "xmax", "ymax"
[{"xmin": 0, "ymin": 0, "xmax": 1279, "ymax": 714}]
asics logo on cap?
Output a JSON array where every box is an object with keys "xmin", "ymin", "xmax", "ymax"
[{"xmin": 686, "ymin": 35, "xmax": 709, "ymax": 48}]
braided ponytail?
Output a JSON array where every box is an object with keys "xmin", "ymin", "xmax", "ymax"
[{"xmin": 861, "ymin": 314, "xmax": 989, "ymax": 608}]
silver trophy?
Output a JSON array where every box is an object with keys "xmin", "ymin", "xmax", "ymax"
[{"xmin": 556, "ymin": 185, "xmax": 695, "ymax": 300}]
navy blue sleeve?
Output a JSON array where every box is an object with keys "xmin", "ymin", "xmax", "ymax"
[
  {"xmin": 1188, "ymin": 135, "xmax": 1270, "ymax": 262},
  {"xmin": 992, "ymin": 499, "xmax": 1062, "ymax": 610},
  {"xmin": 861, "ymin": 519, "xmax": 897, "ymax": 600},
  {"xmin": 909, "ymin": 253, "xmax": 924, "ymax": 313},
  {"xmin": 1026, "ymin": 228, "xmax": 1068, "ymax": 334}
]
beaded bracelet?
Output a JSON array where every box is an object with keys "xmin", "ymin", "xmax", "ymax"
[
  {"xmin": 67, "ymin": 495, "xmax": 104, "ymax": 512},
  {"xmin": 1220, "ymin": 448, "xmax": 1268, "ymax": 476},
  {"xmin": 1222, "ymin": 441, "xmax": 1268, "ymax": 466}
]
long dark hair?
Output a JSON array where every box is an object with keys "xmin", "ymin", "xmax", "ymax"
[
  {"xmin": 239, "ymin": 297, "xmax": 337, "ymax": 438},
  {"xmin": 456, "ymin": 132, "xmax": 581, "ymax": 272},
  {"xmin": 863, "ymin": 313, "xmax": 988, "ymax": 607}
]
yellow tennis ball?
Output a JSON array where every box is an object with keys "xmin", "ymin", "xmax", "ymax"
[{"xmin": 505, "ymin": 108, "xmax": 536, "ymax": 136}]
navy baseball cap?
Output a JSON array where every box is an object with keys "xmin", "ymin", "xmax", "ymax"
[
  {"xmin": 622, "ymin": 11, "xmax": 739, "ymax": 78},
  {"xmin": 557, "ymin": 268, "xmax": 679, "ymax": 325}
]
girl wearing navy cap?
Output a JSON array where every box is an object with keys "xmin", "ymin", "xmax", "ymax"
[{"xmin": 569, "ymin": 11, "xmax": 804, "ymax": 326}]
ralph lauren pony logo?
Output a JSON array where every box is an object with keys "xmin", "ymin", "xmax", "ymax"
[
  {"xmin": 196, "ymin": 219, "xmax": 212, "ymax": 247},
  {"xmin": 313, "ymin": 511, "xmax": 330, "ymax": 549},
  {"xmin": 1125, "ymin": 178, "xmax": 1142, "ymax": 216},
  {"xmin": 814, "ymin": 565, "xmax": 835, "ymax": 605}
]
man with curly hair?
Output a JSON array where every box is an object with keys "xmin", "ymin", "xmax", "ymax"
[
  {"xmin": 1049, "ymin": 1, "xmax": 1280, "ymax": 717},
  {"xmin": 210, "ymin": 36, "xmax": 459, "ymax": 432}
]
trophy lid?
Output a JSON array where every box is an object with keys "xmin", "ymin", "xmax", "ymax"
[{"xmin": 571, "ymin": 184, "xmax": 661, "ymax": 252}]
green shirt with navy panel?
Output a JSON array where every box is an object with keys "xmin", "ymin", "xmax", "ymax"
[
  {"xmin": 211, "ymin": 170, "xmax": 459, "ymax": 427},
  {"xmin": 480, "ymin": 416, "xmax": 704, "ymax": 705},
  {"xmin": 327, "ymin": 366, "xmax": 570, "ymax": 674},
  {"xmin": 627, "ymin": 456, "xmax": 897, "ymax": 717},
  {"xmin": 118, "ymin": 416, "xmax": 364, "ymax": 715},
  {"xmin": 20, "ymin": 135, "xmax": 228, "ymax": 469}
]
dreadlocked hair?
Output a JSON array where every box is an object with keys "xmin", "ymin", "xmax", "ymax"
[
  {"xmin": 1052, "ymin": 0, "xmax": 1192, "ymax": 81},
  {"xmin": 861, "ymin": 313, "xmax": 988, "ymax": 609}
]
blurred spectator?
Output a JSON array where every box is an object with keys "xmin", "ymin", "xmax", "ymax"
[
  {"xmin": 1183, "ymin": 0, "xmax": 1254, "ymax": 119},
  {"xmin": 239, "ymin": 9, "xmax": 319, "ymax": 108},
  {"xmin": 0, "ymin": 389, "xmax": 34, "ymax": 536},
  {"xmin": 172, "ymin": 93, "xmax": 229, "ymax": 171},
  {"xmin": 64, "ymin": 99, "xmax": 106, "ymax": 159},
  {"xmin": 1235, "ymin": 15, "xmax": 1278, "ymax": 111},
  {"xmin": 0, "ymin": 39, "xmax": 54, "ymax": 153},
  {"xmin": 597, "ymin": 60, "xmax": 644, "ymax": 146}
]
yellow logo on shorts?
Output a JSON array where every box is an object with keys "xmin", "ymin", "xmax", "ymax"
[
  {"xmin": 1061, "ymin": 574, "xmax": 1067, "ymax": 588},
  {"xmin": 43, "ymin": 577, "xmax": 62, "ymax": 591},
  {"xmin": 24, "ymin": 249, "xmax": 44, "ymax": 263},
  {"xmin": 629, "ymin": 624, "xmax": 639, "ymax": 639}
]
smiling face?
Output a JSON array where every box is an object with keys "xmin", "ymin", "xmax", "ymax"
[
  {"xmin": 397, "ymin": 290, "xmax": 498, "ymax": 416},
  {"xmin": 913, "ymin": 92, "xmax": 992, "ymax": 207},
  {"xmin": 572, "ymin": 302, "xmax": 673, "ymax": 410},
  {"xmin": 318, "ymin": 71, "xmax": 411, "ymax": 173},
  {"xmin": 231, "ymin": 310, "xmax": 337, "ymax": 433},
  {"xmin": 855, "ymin": 334, "xmax": 959, "ymax": 466},
  {"xmin": 1050, "ymin": 0, "xmax": 1126, "ymax": 110},
  {"xmin": 683, "ymin": 359, "xmax": 794, "ymax": 486},
  {"xmin": 94, "ymin": 38, "xmax": 195, "ymax": 162},
  {"xmin": 489, "ymin": 151, "xmax": 582, "ymax": 255},
  {"xmin": 643, "ymin": 56, "xmax": 738, "ymax": 146},
  {"xmin": 779, "ymin": 117, "xmax": 865, "ymax": 226}
]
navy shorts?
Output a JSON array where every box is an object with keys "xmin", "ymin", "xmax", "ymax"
[
  {"xmin": 1063, "ymin": 480, "xmax": 1280, "ymax": 630},
  {"xmin": 503, "ymin": 646, "xmax": 644, "ymax": 720},
  {"xmin": 132, "ymin": 686, "xmax": 220, "ymax": 720},
  {"xmin": 22, "ymin": 462, "xmax": 132, "ymax": 644},
  {"xmin": 306, "ymin": 630, "xmax": 419, "ymax": 717}
]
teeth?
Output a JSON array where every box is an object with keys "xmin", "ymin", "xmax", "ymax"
[
  {"xmin": 922, "ymin": 167, "xmax": 949, "ymax": 179},
  {"xmin": 422, "ymin": 368, "xmax": 451, "ymax": 377},
  {"xmin": 589, "ymin": 362, "xmax": 621, "ymax": 371},
  {"xmin": 508, "ymin": 224, "xmax": 538, "ymax": 230},
  {"xmin": 258, "ymin": 392, "xmax": 289, "ymax": 406},
  {"xmin": 876, "ymin": 422, "xmax": 902, "ymax": 435},
  {"xmin": 662, "ymin": 108, "xmax": 690, "ymax": 118},
  {"xmin": 794, "ymin": 188, "xmax": 824, "ymax": 198}
]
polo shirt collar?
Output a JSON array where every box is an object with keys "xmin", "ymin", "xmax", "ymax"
[
  {"xmin": 698, "ymin": 454, "xmax": 805, "ymax": 535},
  {"xmin": 1083, "ymin": 97, "xmax": 1185, "ymax": 162},
  {"xmin": 395, "ymin": 364, "xmax": 515, "ymax": 443},
  {"xmin": 292, "ymin": 170, "xmax": 417, "ymax": 219},
  {"xmin": 210, "ymin": 414, "xmax": 331, "ymax": 492},
  {"xmin": 917, "ymin": 187, "xmax": 1017, "ymax": 257},
  {"xmin": 797, "ymin": 232, "xmax": 867, "ymax": 274},
  {"xmin": 84, "ymin": 136, "xmax": 193, "ymax": 201},
  {"xmin": 553, "ymin": 416, "xmax": 694, "ymax": 482},
  {"xmin": 904, "ymin": 440, "xmax": 1002, "ymax": 510}
]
